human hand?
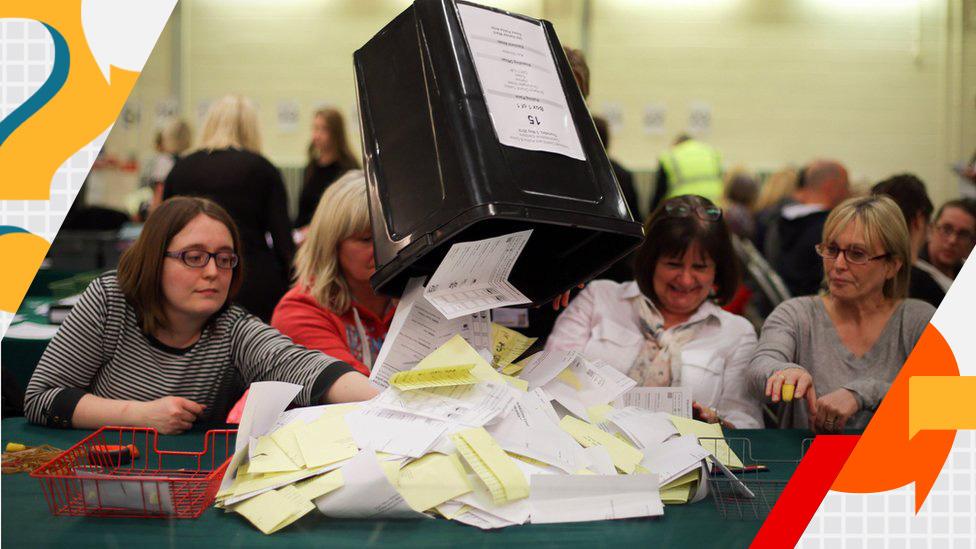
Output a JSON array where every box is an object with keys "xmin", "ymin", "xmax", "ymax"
[
  {"xmin": 692, "ymin": 401, "xmax": 736, "ymax": 429},
  {"xmin": 812, "ymin": 388, "xmax": 859, "ymax": 433},
  {"xmin": 551, "ymin": 284, "xmax": 586, "ymax": 311},
  {"xmin": 765, "ymin": 367, "xmax": 817, "ymax": 411},
  {"xmin": 136, "ymin": 396, "xmax": 205, "ymax": 435}
]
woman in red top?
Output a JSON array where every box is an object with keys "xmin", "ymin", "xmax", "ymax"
[
  {"xmin": 226, "ymin": 171, "xmax": 391, "ymax": 422},
  {"xmin": 271, "ymin": 170, "xmax": 394, "ymax": 376}
]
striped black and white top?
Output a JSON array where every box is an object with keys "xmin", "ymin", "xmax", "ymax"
[{"xmin": 24, "ymin": 273, "xmax": 354, "ymax": 428}]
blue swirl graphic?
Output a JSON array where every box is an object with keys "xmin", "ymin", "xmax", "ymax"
[
  {"xmin": 0, "ymin": 23, "xmax": 70, "ymax": 146},
  {"xmin": 0, "ymin": 226, "xmax": 30, "ymax": 236}
]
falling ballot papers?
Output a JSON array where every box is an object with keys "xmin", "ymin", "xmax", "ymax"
[{"xmin": 216, "ymin": 231, "xmax": 751, "ymax": 534}]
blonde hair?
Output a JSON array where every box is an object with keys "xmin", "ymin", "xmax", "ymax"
[
  {"xmin": 821, "ymin": 195, "xmax": 911, "ymax": 300},
  {"xmin": 161, "ymin": 118, "xmax": 192, "ymax": 155},
  {"xmin": 755, "ymin": 167, "xmax": 798, "ymax": 211},
  {"xmin": 195, "ymin": 95, "xmax": 262, "ymax": 153},
  {"xmin": 294, "ymin": 170, "xmax": 371, "ymax": 314}
]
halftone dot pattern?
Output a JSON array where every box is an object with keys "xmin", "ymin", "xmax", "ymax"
[
  {"xmin": 799, "ymin": 431, "xmax": 976, "ymax": 547},
  {"xmin": 1, "ymin": 19, "xmax": 109, "ymax": 337}
]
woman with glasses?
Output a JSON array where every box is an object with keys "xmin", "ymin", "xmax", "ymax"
[
  {"xmin": 546, "ymin": 195, "xmax": 763, "ymax": 429},
  {"xmin": 750, "ymin": 195, "xmax": 934, "ymax": 432},
  {"xmin": 24, "ymin": 197, "xmax": 379, "ymax": 434}
]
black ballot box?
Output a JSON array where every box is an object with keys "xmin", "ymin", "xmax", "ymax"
[{"xmin": 354, "ymin": 0, "xmax": 645, "ymax": 303}]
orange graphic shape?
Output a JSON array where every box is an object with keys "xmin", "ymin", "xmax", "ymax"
[
  {"xmin": 909, "ymin": 377, "xmax": 976, "ymax": 437},
  {"xmin": 832, "ymin": 325, "xmax": 958, "ymax": 511},
  {"xmin": 0, "ymin": 232, "xmax": 50, "ymax": 312},
  {"xmin": 0, "ymin": 2, "xmax": 140, "ymax": 200}
]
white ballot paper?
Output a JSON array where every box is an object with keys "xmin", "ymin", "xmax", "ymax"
[
  {"xmin": 371, "ymin": 277, "xmax": 490, "ymax": 388},
  {"xmin": 613, "ymin": 387, "xmax": 693, "ymax": 418},
  {"xmin": 487, "ymin": 389, "xmax": 584, "ymax": 473},
  {"xmin": 457, "ymin": 3, "xmax": 586, "ymax": 161},
  {"xmin": 603, "ymin": 407, "xmax": 679, "ymax": 449},
  {"xmin": 220, "ymin": 382, "xmax": 303, "ymax": 491},
  {"xmin": 423, "ymin": 230, "xmax": 532, "ymax": 319},
  {"xmin": 345, "ymin": 408, "xmax": 449, "ymax": 458},
  {"xmin": 517, "ymin": 350, "xmax": 580, "ymax": 389},
  {"xmin": 639, "ymin": 435, "xmax": 710, "ymax": 487},
  {"xmin": 372, "ymin": 382, "xmax": 517, "ymax": 427},
  {"xmin": 315, "ymin": 449, "xmax": 428, "ymax": 519},
  {"xmin": 543, "ymin": 357, "xmax": 636, "ymax": 419},
  {"xmin": 528, "ymin": 474, "xmax": 664, "ymax": 524}
]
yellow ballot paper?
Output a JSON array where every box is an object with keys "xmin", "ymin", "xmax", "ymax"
[
  {"xmin": 295, "ymin": 470, "xmax": 344, "ymax": 501},
  {"xmin": 555, "ymin": 368, "xmax": 582, "ymax": 390},
  {"xmin": 249, "ymin": 435, "xmax": 300, "ymax": 474},
  {"xmin": 391, "ymin": 364, "xmax": 480, "ymax": 390},
  {"xmin": 296, "ymin": 415, "xmax": 359, "ymax": 469},
  {"xmin": 451, "ymin": 427, "xmax": 529, "ymax": 504},
  {"xmin": 232, "ymin": 484, "xmax": 315, "ymax": 535},
  {"xmin": 659, "ymin": 469, "xmax": 700, "ymax": 505},
  {"xmin": 491, "ymin": 323, "xmax": 537, "ymax": 368},
  {"xmin": 668, "ymin": 415, "xmax": 743, "ymax": 468},
  {"xmin": 586, "ymin": 403, "xmax": 615, "ymax": 424},
  {"xmin": 397, "ymin": 453, "xmax": 472, "ymax": 512},
  {"xmin": 417, "ymin": 334, "xmax": 501, "ymax": 383},
  {"xmin": 499, "ymin": 374, "xmax": 528, "ymax": 391},
  {"xmin": 559, "ymin": 416, "xmax": 643, "ymax": 474},
  {"xmin": 270, "ymin": 421, "xmax": 307, "ymax": 468}
]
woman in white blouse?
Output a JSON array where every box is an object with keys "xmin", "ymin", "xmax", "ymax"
[{"xmin": 546, "ymin": 195, "xmax": 763, "ymax": 428}]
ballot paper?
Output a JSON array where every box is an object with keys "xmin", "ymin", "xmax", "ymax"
[
  {"xmin": 490, "ymin": 323, "xmax": 537, "ymax": 368},
  {"xmin": 390, "ymin": 364, "xmax": 481, "ymax": 390},
  {"xmin": 372, "ymin": 382, "xmax": 517, "ymax": 427},
  {"xmin": 581, "ymin": 446, "xmax": 617, "ymax": 475},
  {"xmin": 294, "ymin": 414, "xmax": 359, "ymax": 468},
  {"xmin": 452, "ymin": 427, "xmax": 530, "ymax": 504},
  {"xmin": 613, "ymin": 387, "xmax": 693, "ymax": 418},
  {"xmin": 639, "ymin": 435, "xmax": 711, "ymax": 487},
  {"xmin": 528, "ymin": 474, "xmax": 664, "ymax": 524},
  {"xmin": 423, "ymin": 230, "xmax": 532, "ymax": 319},
  {"xmin": 456, "ymin": 472, "xmax": 531, "ymax": 525},
  {"xmin": 371, "ymin": 277, "xmax": 491, "ymax": 388},
  {"xmin": 314, "ymin": 449, "xmax": 429, "ymax": 519},
  {"xmin": 669, "ymin": 416, "xmax": 744, "ymax": 468},
  {"xmin": 345, "ymin": 408, "xmax": 449, "ymax": 458},
  {"xmin": 232, "ymin": 484, "xmax": 315, "ymax": 535},
  {"xmin": 77, "ymin": 470, "xmax": 174, "ymax": 514},
  {"xmin": 396, "ymin": 453, "xmax": 472, "ymax": 512},
  {"xmin": 603, "ymin": 407, "xmax": 679, "ymax": 449},
  {"xmin": 453, "ymin": 506, "xmax": 519, "ymax": 530},
  {"xmin": 517, "ymin": 350, "xmax": 581, "ymax": 389},
  {"xmin": 559, "ymin": 416, "xmax": 643, "ymax": 474},
  {"xmin": 221, "ymin": 382, "xmax": 303, "ymax": 491},
  {"xmin": 487, "ymin": 389, "xmax": 584, "ymax": 473},
  {"xmin": 544, "ymin": 357, "xmax": 636, "ymax": 419}
]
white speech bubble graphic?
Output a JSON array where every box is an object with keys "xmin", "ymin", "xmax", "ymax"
[{"xmin": 81, "ymin": 0, "xmax": 177, "ymax": 84}]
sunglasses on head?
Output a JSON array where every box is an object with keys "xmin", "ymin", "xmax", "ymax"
[{"xmin": 664, "ymin": 201, "xmax": 722, "ymax": 222}]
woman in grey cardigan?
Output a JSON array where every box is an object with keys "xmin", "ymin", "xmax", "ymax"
[{"xmin": 750, "ymin": 195, "xmax": 935, "ymax": 432}]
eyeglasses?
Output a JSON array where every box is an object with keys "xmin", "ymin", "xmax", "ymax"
[
  {"xmin": 815, "ymin": 243, "xmax": 889, "ymax": 265},
  {"xmin": 165, "ymin": 249, "xmax": 239, "ymax": 270},
  {"xmin": 664, "ymin": 202, "xmax": 722, "ymax": 222},
  {"xmin": 933, "ymin": 223, "xmax": 975, "ymax": 243}
]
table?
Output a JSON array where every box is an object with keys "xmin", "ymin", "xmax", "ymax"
[
  {"xmin": 2, "ymin": 296, "xmax": 58, "ymax": 391},
  {"xmin": 1, "ymin": 418, "xmax": 813, "ymax": 548}
]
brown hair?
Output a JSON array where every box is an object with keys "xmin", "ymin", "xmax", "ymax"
[
  {"xmin": 305, "ymin": 108, "xmax": 360, "ymax": 185},
  {"xmin": 563, "ymin": 46, "xmax": 589, "ymax": 98},
  {"xmin": 117, "ymin": 196, "xmax": 244, "ymax": 334},
  {"xmin": 633, "ymin": 195, "xmax": 740, "ymax": 306}
]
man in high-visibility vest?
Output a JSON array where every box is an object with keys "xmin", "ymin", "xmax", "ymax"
[{"xmin": 650, "ymin": 134, "xmax": 723, "ymax": 212}]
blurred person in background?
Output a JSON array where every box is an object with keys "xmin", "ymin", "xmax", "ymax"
[
  {"xmin": 723, "ymin": 168, "xmax": 759, "ymax": 240},
  {"xmin": 294, "ymin": 107, "xmax": 360, "ymax": 232},
  {"xmin": 164, "ymin": 94, "xmax": 293, "ymax": 322},
  {"xmin": 920, "ymin": 198, "xmax": 976, "ymax": 291},
  {"xmin": 753, "ymin": 166, "xmax": 798, "ymax": 252},
  {"xmin": 766, "ymin": 159, "xmax": 850, "ymax": 297},
  {"xmin": 650, "ymin": 133, "xmax": 723, "ymax": 212},
  {"xmin": 870, "ymin": 174, "xmax": 945, "ymax": 307}
]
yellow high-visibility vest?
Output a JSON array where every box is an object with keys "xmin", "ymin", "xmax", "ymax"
[{"xmin": 659, "ymin": 140, "xmax": 723, "ymax": 203}]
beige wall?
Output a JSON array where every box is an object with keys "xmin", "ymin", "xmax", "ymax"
[{"xmin": 104, "ymin": 0, "xmax": 976, "ymax": 208}]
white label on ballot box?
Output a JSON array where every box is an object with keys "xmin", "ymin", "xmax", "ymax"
[{"xmin": 458, "ymin": 4, "xmax": 585, "ymax": 161}]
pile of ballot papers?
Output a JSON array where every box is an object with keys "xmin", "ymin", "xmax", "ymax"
[{"xmin": 214, "ymin": 233, "xmax": 749, "ymax": 534}]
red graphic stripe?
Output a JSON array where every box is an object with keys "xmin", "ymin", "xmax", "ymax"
[{"xmin": 750, "ymin": 435, "xmax": 860, "ymax": 549}]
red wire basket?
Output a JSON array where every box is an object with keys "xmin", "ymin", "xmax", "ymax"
[{"xmin": 30, "ymin": 426, "xmax": 236, "ymax": 519}]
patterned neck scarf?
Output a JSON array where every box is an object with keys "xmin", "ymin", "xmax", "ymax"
[{"xmin": 627, "ymin": 297, "xmax": 706, "ymax": 387}]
